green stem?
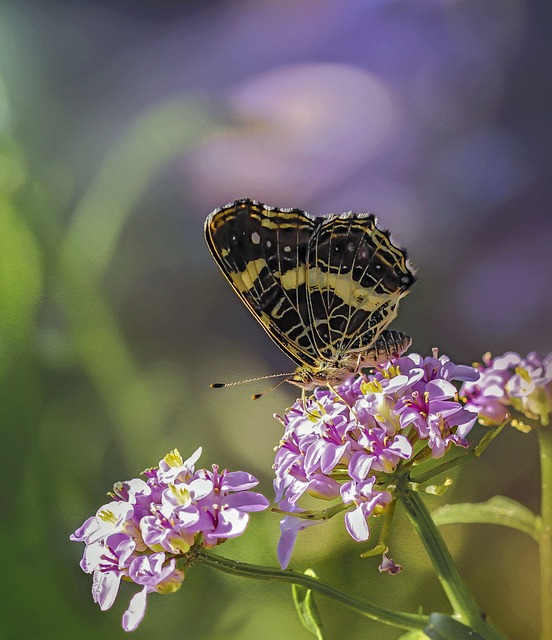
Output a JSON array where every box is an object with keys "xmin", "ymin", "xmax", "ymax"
[
  {"xmin": 196, "ymin": 551, "xmax": 428, "ymax": 632},
  {"xmin": 397, "ymin": 485, "xmax": 508, "ymax": 640},
  {"xmin": 410, "ymin": 451, "xmax": 474, "ymax": 485},
  {"xmin": 538, "ymin": 427, "xmax": 552, "ymax": 640},
  {"xmin": 378, "ymin": 497, "xmax": 397, "ymax": 548},
  {"xmin": 410, "ymin": 423, "xmax": 507, "ymax": 486}
]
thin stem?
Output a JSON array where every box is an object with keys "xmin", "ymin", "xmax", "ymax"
[
  {"xmin": 538, "ymin": 427, "xmax": 552, "ymax": 640},
  {"xmin": 410, "ymin": 450, "xmax": 474, "ymax": 485},
  {"xmin": 271, "ymin": 502, "xmax": 346, "ymax": 521},
  {"xmin": 397, "ymin": 485, "xmax": 508, "ymax": 640},
  {"xmin": 378, "ymin": 497, "xmax": 397, "ymax": 548},
  {"xmin": 410, "ymin": 423, "xmax": 507, "ymax": 486},
  {"xmin": 196, "ymin": 551, "xmax": 428, "ymax": 632}
]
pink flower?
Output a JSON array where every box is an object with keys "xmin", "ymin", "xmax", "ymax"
[
  {"xmin": 123, "ymin": 554, "xmax": 184, "ymax": 632},
  {"xmin": 71, "ymin": 448, "xmax": 269, "ymax": 631},
  {"xmin": 273, "ymin": 352, "xmax": 482, "ymax": 569},
  {"xmin": 341, "ymin": 477, "xmax": 391, "ymax": 542},
  {"xmin": 462, "ymin": 351, "xmax": 552, "ymax": 427}
]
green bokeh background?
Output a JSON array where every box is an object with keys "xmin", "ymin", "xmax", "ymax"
[{"xmin": 1, "ymin": 2, "xmax": 549, "ymax": 639}]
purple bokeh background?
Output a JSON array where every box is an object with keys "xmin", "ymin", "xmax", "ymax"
[
  {"xmin": 1, "ymin": 2, "xmax": 550, "ymax": 639},
  {"xmin": 6, "ymin": 0, "xmax": 550, "ymax": 364}
]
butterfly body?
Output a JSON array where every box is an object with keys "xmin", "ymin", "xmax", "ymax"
[
  {"xmin": 286, "ymin": 328, "xmax": 413, "ymax": 389},
  {"xmin": 205, "ymin": 199, "xmax": 415, "ymax": 389}
]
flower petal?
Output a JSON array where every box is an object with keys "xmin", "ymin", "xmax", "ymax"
[
  {"xmin": 379, "ymin": 553, "xmax": 402, "ymax": 574},
  {"xmin": 122, "ymin": 587, "xmax": 149, "ymax": 632},
  {"xmin": 344, "ymin": 506, "xmax": 369, "ymax": 542},
  {"xmin": 220, "ymin": 471, "xmax": 258, "ymax": 491},
  {"xmin": 277, "ymin": 516, "xmax": 323, "ymax": 570},
  {"xmin": 212, "ymin": 508, "xmax": 249, "ymax": 539},
  {"xmin": 223, "ymin": 491, "xmax": 270, "ymax": 512},
  {"xmin": 92, "ymin": 570, "xmax": 122, "ymax": 611}
]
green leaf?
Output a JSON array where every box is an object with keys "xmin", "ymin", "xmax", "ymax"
[
  {"xmin": 432, "ymin": 496, "xmax": 539, "ymax": 541},
  {"xmin": 360, "ymin": 542, "xmax": 387, "ymax": 558},
  {"xmin": 474, "ymin": 422, "xmax": 507, "ymax": 455},
  {"xmin": 424, "ymin": 613, "xmax": 485, "ymax": 639},
  {"xmin": 291, "ymin": 569, "xmax": 327, "ymax": 640}
]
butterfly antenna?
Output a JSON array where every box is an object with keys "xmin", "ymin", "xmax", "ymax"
[
  {"xmin": 251, "ymin": 377, "xmax": 290, "ymax": 400},
  {"xmin": 210, "ymin": 372, "xmax": 293, "ymax": 390}
]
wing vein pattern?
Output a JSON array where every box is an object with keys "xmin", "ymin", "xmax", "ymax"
[{"xmin": 205, "ymin": 198, "xmax": 416, "ymax": 381}]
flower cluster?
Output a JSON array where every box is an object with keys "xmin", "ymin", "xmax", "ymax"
[
  {"xmin": 273, "ymin": 352, "xmax": 481, "ymax": 569},
  {"xmin": 71, "ymin": 448, "xmax": 269, "ymax": 631},
  {"xmin": 461, "ymin": 351, "xmax": 552, "ymax": 428}
]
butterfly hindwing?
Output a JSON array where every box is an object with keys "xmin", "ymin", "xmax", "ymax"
[{"xmin": 308, "ymin": 214, "xmax": 414, "ymax": 359}]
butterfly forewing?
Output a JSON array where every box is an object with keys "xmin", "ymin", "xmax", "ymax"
[
  {"xmin": 205, "ymin": 198, "xmax": 416, "ymax": 386},
  {"xmin": 204, "ymin": 200, "xmax": 320, "ymax": 368}
]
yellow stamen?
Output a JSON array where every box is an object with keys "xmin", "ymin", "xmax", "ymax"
[
  {"xmin": 169, "ymin": 484, "xmax": 191, "ymax": 505},
  {"xmin": 164, "ymin": 449, "xmax": 184, "ymax": 468},
  {"xmin": 98, "ymin": 509, "xmax": 118, "ymax": 524}
]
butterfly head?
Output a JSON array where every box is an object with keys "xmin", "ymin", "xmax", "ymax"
[{"xmin": 287, "ymin": 364, "xmax": 357, "ymax": 389}]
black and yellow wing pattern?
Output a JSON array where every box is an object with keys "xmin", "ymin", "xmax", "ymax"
[{"xmin": 204, "ymin": 198, "xmax": 416, "ymax": 387}]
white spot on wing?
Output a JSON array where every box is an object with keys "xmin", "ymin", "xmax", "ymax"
[{"xmin": 251, "ymin": 231, "xmax": 261, "ymax": 244}]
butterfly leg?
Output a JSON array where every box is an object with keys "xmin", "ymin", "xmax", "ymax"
[
  {"xmin": 327, "ymin": 383, "xmax": 361, "ymax": 422},
  {"xmin": 301, "ymin": 387, "xmax": 307, "ymax": 410}
]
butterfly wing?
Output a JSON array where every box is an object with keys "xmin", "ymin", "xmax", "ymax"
[
  {"xmin": 204, "ymin": 199, "xmax": 321, "ymax": 368},
  {"xmin": 306, "ymin": 213, "xmax": 416, "ymax": 361}
]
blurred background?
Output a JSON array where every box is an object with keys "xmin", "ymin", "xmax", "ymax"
[{"xmin": 1, "ymin": 1, "xmax": 550, "ymax": 638}]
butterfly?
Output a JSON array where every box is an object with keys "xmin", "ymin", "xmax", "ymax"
[{"xmin": 204, "ymin": 198, "xmax": 416, "ymax": 390}]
